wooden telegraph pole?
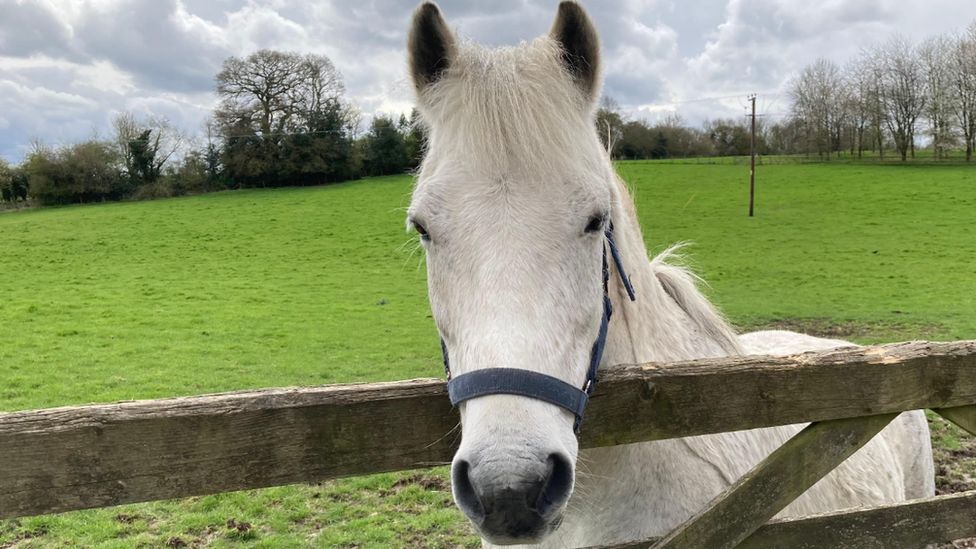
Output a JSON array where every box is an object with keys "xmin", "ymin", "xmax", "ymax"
[{"xmin": 748, "ymin": 94, "xmax": 757, "ymax": 217}]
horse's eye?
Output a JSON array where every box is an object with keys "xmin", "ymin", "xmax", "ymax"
[
  {"xmin": 413, "ymin": 221, "xmax": 431, "ymax": 241},
  {"xmin": 584, "ymin": 214, "xmax": 606, "ymax": 233}
]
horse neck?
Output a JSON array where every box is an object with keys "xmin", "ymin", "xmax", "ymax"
[{"xmin": 603, "ymin": 176, "xmax": 742, "ymax": 367}]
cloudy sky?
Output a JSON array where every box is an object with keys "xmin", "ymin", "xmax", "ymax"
[{"xmin": 1, "ymin": 0, "xmax": 975, "ymax": 162}]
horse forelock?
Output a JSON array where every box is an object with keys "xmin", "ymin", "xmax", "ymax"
[{"xmin": 416, "ymin": 36, "xmax": 605, "ymax": 180}]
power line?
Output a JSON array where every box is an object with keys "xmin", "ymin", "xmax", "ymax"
[
  {"xmin": 217, "ymin": 128, "xmax": 357, "ymax": 139},
  {"xmin": 636, "ymin": 90, "xmax": 785, "ymax": 110}
]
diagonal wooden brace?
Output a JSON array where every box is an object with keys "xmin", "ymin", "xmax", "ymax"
[{"xmin": 651, "ymin": 414, "xmax": 897, "ymax": 549}]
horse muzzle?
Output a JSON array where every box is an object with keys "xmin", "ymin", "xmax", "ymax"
[{"xmin": 452, "ymin": 450, "xmax": 573, "ymax": 544}]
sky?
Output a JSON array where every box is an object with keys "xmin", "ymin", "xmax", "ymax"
[{"xmin": 1, "ymin": 0, "xmax": 975, "ymax": 162}]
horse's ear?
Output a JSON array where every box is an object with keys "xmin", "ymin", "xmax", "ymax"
[
  {"xmin": 408, "ymin": 2, "xmax": 456, "ymax": 94},
  {"xmin": 549, "ymin": 1, "xmax": 601, "ymax": 103}
]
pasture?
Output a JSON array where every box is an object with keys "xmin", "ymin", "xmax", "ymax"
[{"xmin": 1, "ymin": 161, "xmax": 975, "ymax": 547}]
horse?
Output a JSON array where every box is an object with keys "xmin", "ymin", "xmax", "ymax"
[{"xmin": 404, "ymin": 2, "xmax": 935, "ymax": 547}]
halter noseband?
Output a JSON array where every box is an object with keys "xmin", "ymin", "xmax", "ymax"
[{"xmin": 441, "ymin": 222, "xmax": 636, "ymax": 434}]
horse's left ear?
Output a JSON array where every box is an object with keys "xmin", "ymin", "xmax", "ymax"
[{"xmin": 549, "ymin": 1, "xmax": 601, "ymax": 103}]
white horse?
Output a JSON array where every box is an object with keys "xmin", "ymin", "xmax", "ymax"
[{"xmin": 405, "ymin": 2, "xmax": 935, "ymax": 547}]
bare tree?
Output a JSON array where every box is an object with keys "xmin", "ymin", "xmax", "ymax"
[
  {"xmin": 847, "ymin": 49, "xmax": 890, "ymax": 159},
  {"xmin": 112, "ymin": 112, "xmax": 185, "ymax": 182},
  {"xmin": 595, "ymin": 96, "xmax": 624, "ymax": 157},
  {"xmin": 877, "ymin": 36, "xmax": 928, "ymax": 161},
  {"xmin": 920, "ymin": 36, "xmax": 958, "ymax": 159},
  {"xmin": 789, "ymin": 58, "xmax": 844, "ymax": 158},
  {"xmin": 842, "ymin": 57, "xmax": 875, "ymax": 158},
  {"xmin": 343, "ymin": 103, "xmax": 364, "ymax": 139},
  {"xmin": 215, "ymin": 50, "xmax": 345, "ymax": 137},
  {"xmin": 293, "ymin": 54, "xmax": 345, "ymax": 131},
  {"xmin": 113, "ymin": 112, "xmax": 140, "ymax": 176},
  {"xmin": 952, "ymin": 24, "xmax": 976, "ymax": 161}
]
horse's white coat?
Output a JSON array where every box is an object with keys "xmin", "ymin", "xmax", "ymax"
[{"xmin": 408, "ymin": 7, "xmax": 934, "ymax": 547}]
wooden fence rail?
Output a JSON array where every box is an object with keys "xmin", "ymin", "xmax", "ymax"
[
  {"xmin": 2, "ymin": 340, "xmax": 975, "ymax": 525},
  {"xmin": 595, "ymin": 490, "xmax": 976, "ymax": 549}
]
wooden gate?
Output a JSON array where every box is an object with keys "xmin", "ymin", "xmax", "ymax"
[{"xmin": 2, "ymin": 341, "xmax": 975, "ymax": 547}]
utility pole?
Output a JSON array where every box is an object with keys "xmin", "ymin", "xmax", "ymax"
[{"xmin": 748, "ymin": 94, "xmax": 757, "ymax": 217}]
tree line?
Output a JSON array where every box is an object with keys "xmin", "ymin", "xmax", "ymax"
[
  {"xmin": 596, "ymin": 98, "xmax": 765, "ymax": 160},
  {"xmin": 1, "ymin": 50, "xmax": 426, "ymax": 207},
  {"xmin": 787, "ymin": 24, "xmax": 976, "ymax": 161},
  {"xmin": 599, "ymin": 22, "xmax": 976, "ymax": 162}
]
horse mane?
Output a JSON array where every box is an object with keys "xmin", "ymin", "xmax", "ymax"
[{"xmin": 650, "ymin": 245, "xmax": 743, "ymax": 357}]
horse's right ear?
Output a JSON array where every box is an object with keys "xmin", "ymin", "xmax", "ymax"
[{"xmin": 408, "ymin": 2, "xmax": 456, "ymax": 94}]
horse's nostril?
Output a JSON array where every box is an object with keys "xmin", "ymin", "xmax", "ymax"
[
  {"xmin": 535, "ymin": 453, "xmax": 574, "ymax": 517},
  {"xmin": 452, "ymin": 459, "xmax": 485, "ymax": 521}
]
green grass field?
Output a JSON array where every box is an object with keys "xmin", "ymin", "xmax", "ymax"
[{"xmin": 1, "ymin": 162, "xmax": 974, "ymax": 547}]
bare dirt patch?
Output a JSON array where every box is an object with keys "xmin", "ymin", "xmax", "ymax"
[{"xmin": 392, "ymin": 473, "xmax": 450, "ymax": 492}]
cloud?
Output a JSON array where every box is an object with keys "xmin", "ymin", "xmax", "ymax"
[
  {"xmin": 1, "ymin": 0, "xmax": 975, "ymax": 162},
  {"xmin": 0, "ymin": 1, "xmax": 74, "ymax": 58},
  {"xmin": 72, "ymin": 0, "xmax": 229, "ymax": 93}
]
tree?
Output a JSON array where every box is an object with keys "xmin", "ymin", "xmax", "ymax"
[
  {"xmin": 202, "ymin": 117, "xmax": 225, "ymax": 186},
  {"xmin": 657, "ymin": 124, "xmax": 712, "ymax": 158},
  {"xmin": 843, "ymin": 54, "xmax": 882, "ymax": 158},
  {"xmin": 0, "ymin": 159, "xmax": 11, "ymax": 203},
  {"xmin": 704, "ymin": 119, "xmax": 753, "ymax": 157},
  {"xmin": 595, "ymin": 96, "xmax": 624, "ymax": 157},
  {"xmin": 650, "ymin": 132, "xmax": 669, "ymax": 159},
  {"xmin": 281, "ymin": 97, "xmax": 357, "ymax": 183},
  {"xmin": 0, "ymin": 157, "xmax": 29, "ymax": 203},
  {"xmin": 852, "ymin": 48, "xmax": 891, "ymax": 159},
  {"xmin": 113, "ymin": 112, "xmax": 184, "ymax": 187},
  {"xmin": 25, "ymin": 141, "xmax": 124, "ymax": 205},
  {"xmin": 11, "ymin": 168, "xmax": 29, "ymax": 202},
  {"xmin": 402, "ymin": 109, "xmax": 427, "ymax": 170},
  {"xmin": 617, "ymin": 120, "xmax": 655, "ymax": 159},
  {"xmin": 766, "ymin": 118, "xmax": 805, "ymax": 155},
  {"xmin": 363, "ymin": 116, "xmax": 408, "ymax": 176},
  {"xmin": 952, "ymin": 24, "xmax": 976, "ymax": 161},
  {"xmin": 216, "ymin": 50, "xmax": 343, "ymax": 137},
  {"xmin": 129, "ymin": 129, "xmax": 160, "ymax": 183},
  {"xmin": 215, "ymin": 50, "xmax": 357, "ymax": 186},
  {"xmin": 789, "ymin": 59, "xmax": 844, "ymax": 158},
  {"xmin": 113, "ymin": 112, "xmax": 140, "ymax": 178},
  {"xmin": 920, "ymin": 36, "xmax": 958, "ymax": 159},
  {"xmin": 876, "ymin": 37, "xmax": 927, "ymax": 161}
]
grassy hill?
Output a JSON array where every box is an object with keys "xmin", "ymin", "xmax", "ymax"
[{"xmin": 1, "ymin": 162, "xmax": 974, "ymax": 547}]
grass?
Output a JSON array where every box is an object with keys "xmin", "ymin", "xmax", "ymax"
[
  {"xmin": 1, "ymin": 161, "xmax": 975, "ymax": 547},
  {"xmin": 618, "ymin": 161, "xmax": 976, "ymax": 342},
  {"xmin": 0, "ymin": 178, "xmax": 440, "ymax": 412}
]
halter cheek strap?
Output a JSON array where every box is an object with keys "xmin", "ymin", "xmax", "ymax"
[{"xmin": 441, "ymin": 222, "xmax": 636, "ymax": 434}]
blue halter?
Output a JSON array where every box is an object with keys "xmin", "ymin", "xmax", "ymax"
[{"xmin": 442, "ymin": 222, "xmax": 637, "ymax": 434}]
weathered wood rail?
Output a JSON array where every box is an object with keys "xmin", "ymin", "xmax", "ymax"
[
  {"xmin": 2, "ymin": 340, "xmax": 976, "ymax": 547},
  {"xmin": 596, "ymin": 490, "xmax": 976, "ymax": 549}
]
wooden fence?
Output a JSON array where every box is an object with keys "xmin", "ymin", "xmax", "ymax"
[{"xmin": 2, "ymin": 340, "xmax": 976, "ymax": 548}]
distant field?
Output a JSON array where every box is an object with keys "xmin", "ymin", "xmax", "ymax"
[
  {"xmin": 618, "ymin": 161, "xmax": 976, "ymax": 341},
  {"xmin": 1, "ymin": 162, "xmax": 975, "ymax": 547}
]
